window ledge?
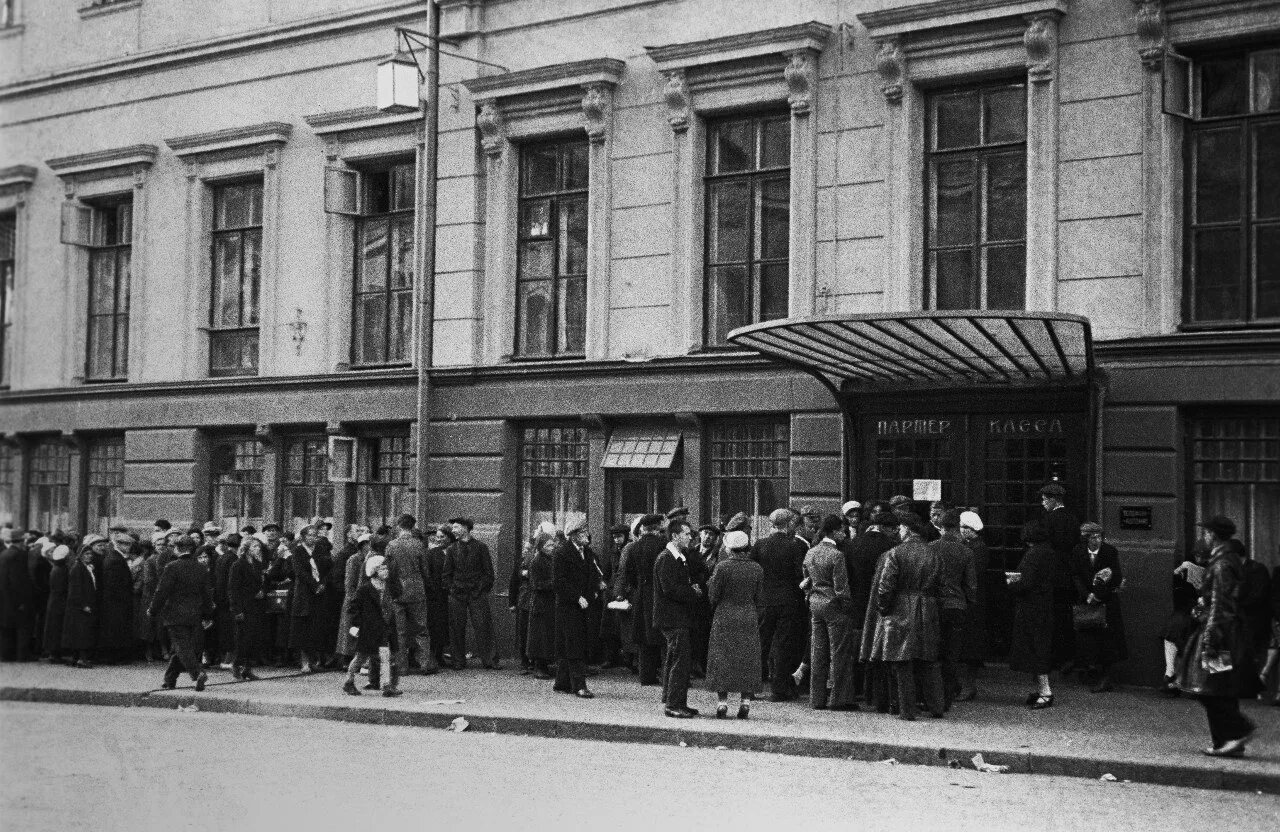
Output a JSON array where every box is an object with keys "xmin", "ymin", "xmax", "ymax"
[
  {"xmin": 303, "ymin": 106, "xmax": 422, "ymax": 138},
  {"xmin": 78, "ymin": 1, "xmax": 142, "ymax": 21},
  {"xmin": 0, "ymin": 24, "xmax": 25, "ymax": 40},
  {"xmin": 462, "ymin": 58, "xmax": 625, "ymax": 102}
]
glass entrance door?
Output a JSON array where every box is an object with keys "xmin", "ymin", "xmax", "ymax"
[
  {"xmin": 611, "ymin": 474, "xmax": 684, "ymax": 533},
  {"xmin": 859, "ymin": 407, "xmax": 1089, "ymax": 657}
]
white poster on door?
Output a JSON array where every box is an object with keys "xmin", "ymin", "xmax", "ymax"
[{"xmin": 912, "ymin": 479, "xmax": 942, "ymax": 501}]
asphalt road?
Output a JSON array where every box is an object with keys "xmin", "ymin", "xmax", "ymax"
[{"xmin": 1, "ymin": 702, "xmax": 1276, "ymax": 832}]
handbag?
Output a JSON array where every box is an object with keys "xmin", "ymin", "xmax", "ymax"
[
  {"xmin": 266, "ymin": 589, "xmax": 289, "ymax": 614},
  {"xmin": 1071, "ymin": 602, "xmax": 1107, "ymax": 631}
]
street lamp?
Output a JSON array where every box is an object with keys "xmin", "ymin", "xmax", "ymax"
[
  {"xmin": 374, "ymin": 12, "xmax": 507, "ymax": 520},
  {"xmin": 376, "ymin": 51, "xmax": 421, "ymax": 114}
]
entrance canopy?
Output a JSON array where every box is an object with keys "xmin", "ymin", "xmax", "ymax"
[{"xmin": 727, "ymin": 311, "xmax": 1094, "ymax": 394}]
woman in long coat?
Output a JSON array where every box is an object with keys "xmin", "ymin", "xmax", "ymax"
[
  {"xmin": 336, "ymin": 534, "xmax": 372, "ymax": 659},
  {"xmin": 63, "ymin": 546, "xmax": 100, "ymax": 667},
  {"xmin": 42, "ymin": 544, "xmax": 71, "ymax": 664},
  {"xmin": 1071, "ymin": 522, "xmax": 1128, "ymax": 692},
  {"xmin": 97, "ymin": 543, "xmax": 135, "ymax": 663},
  {"xmin": 1176, "ymin": 532, "xmax": 1263, "ymax": 755},
  {"xmin": 705, "ymin": 530, "xmax": 763, "ymax": 718},
  {"xmin": 859, "ymin": 512, "xmax": 902, "ymax": 712},
  {"xmin": 1008, "ymin": 520, "xmax": 1056, "ymax": 709},
  {"xmin": 526, "ymin": 534, "xmax": 557, "ymax": 678},
  {"xmin": 228, "ymin": 537, "xmax": 269, "ymax": 680}
]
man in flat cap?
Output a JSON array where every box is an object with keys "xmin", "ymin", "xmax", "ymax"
[
  {"xmin": 553, "ymin": 520, "xmax": 598, "ymax": 698},
  {"xmin": 1039, "ymin": 482, "xmax": 1080, "ymax": 671},
  {"xmin": 688, "ymin": 524, "xmax": 722, "ymax": 677},
  {"xmin": 443, "ymin": 517, "xmax": 498, "ymax": 670},
  {"xmin": 621, "ymin": 514, "xmax": 668, "ymax": 684}
]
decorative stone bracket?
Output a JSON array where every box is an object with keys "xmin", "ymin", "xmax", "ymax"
[
  {"xmin": 874, "ymin": 37, "xmax": 905, "ymax": 104},
  {"xmin": 476, "ymin": 100, "xmax": 506, "ymax": 158},
  {"xmin": 1133, "ymin": 0, "xmax": 1166, "ymax": 72},
  {"xmin": 662, "ymin": 69, "xmax": 690, "ymax": 133},
  {"xmin": 785, "ymin": 50, "xmax": 817, "ymax": 114},
  {"xmin": 1023, "ymin": 12, "xmax": 1058, "ymax": 84}
]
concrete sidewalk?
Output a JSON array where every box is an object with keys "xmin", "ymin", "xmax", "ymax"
[{"xmin": 2, "ymin": 661, "xmax": 1276, "ymax": 793}]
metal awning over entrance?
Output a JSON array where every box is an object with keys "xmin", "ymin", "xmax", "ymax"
[{"xmin": 727, "ymin": 311, "xmax": 1094, "ymax": 394}]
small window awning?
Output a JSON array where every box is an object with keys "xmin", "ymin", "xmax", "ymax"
[
  {"xmin": 727, "ymin": 311, "xmax": 1094, "ymax": 393},
  {"xmin": 602, "ymin": 427, "xmax": 682, "ymax": 469}
]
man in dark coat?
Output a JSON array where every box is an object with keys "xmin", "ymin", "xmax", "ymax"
[
  {"xmin": 687, "ymin": 524, "xmax": 720, "ymax": 678},
  {"xmin": 1039, "ymin": 483, "xmax": 1080, "ymax": 670},
  {"xmin": 0, "ymin": 528, "xmax": 36, "ymax": 661},
  {"xmin": 443, "ymin": 517, "xmax": 498, "ymax": 669},
  {"xmin": 750, "ymin": 508, "xmax": 807, "ymax": 701},
  {"xmin": 654, "ymin": 519, "xmax": 700, "ymax": 718},
  {"xmin": 553, "ymin": 521, "xmax": 599, "ymax": 698},
  {"xmin": 424, "ymin": 525, "xmax": 454, "ymax": 668},
  {"xmin": 931, "ymin": 510, "xmax": 978, "ymax": 707},
  {"xmin": 841, "ymin": 511, "xmax": 896, "ymax": 702},
  {"xmin": 621, "ymin": 514, "xmax": 667, "ymax": 684},
  {"xmin": 96, "ymin": 531, "xmax": 137, "ymax": 663},
  {"xmin": 148, "ymin": 538, "xmax": 213, "ymax": 690}
]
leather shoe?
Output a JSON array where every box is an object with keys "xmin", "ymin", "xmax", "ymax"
[
  {"xmin": 160, "ymin": 681, "xmax": 176, "ymax": 690},
  {"xmin": 683, "ymin": 706, "xmax": 700, "ymax": 716},
  {"xmin": 1203, "ymin": 744, "xmax": 1246, "ymax": 758},
  {"xmin": 575, "ymin": 688, "xmax": 594, "ymax": 699},
  {"xmin": 194, "ymin": 672, "xmax": 207, "ymax": 692},
  {"xmin": 664, "ymin": 707, "xmax": 694, "ymax": 719}
]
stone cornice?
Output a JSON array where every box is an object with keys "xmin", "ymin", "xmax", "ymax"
[
  {"xmin": 462, "ymin": 58, "xmax": 625, "ymax": 102},
  {"xmin": 857, "ymin": 0, "xmax": 1069, "ymax": 38},
  {"xmin": 165, "ymin": 122, "xmax": 292, "ymax": 161},
  {"xmin": 645, "ymin": 21, "xmax": 833, "ymax": 71},
  {"xmin": 1162, "ymin": 0, "xmax": 1280, "ymax": 25},
  {"xmin": 0, "ymin": 1, "xmax": 427, "ymax": 102},
  {"xmin": 0, "ymin": 165, "xmax": 38, "ymax": 190},
  {"xmin": 303, "ymin": 106, "xmax": 422, "ymax": 137},
  {"xmin": 46, "ymin": 144, "xmax": 158, "ymax": 179},
  {"xmin": 78, "ymin": 1, "xmax": 142, "ymax": 21}
]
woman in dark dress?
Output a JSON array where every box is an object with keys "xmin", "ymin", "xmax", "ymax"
[
  {"xmin": 509, "ymin": 538, "xmax": 536, "ymax": 674},
  {"xmin": 1071, "ymin": 522, "xmax": 1128, "ymax": 692},
  {"xmin": 1162, "ymin": 539, "xmax": 1209, "ymax": 695},
  {"xmin": 228, "ymin": 536, "xmax": 268, "ymax": 680},
  {"xmin": 63, "ymin": 544, "xmax": 100, "ymax": 668},
  {"xmin": 42, "ymin": 544, "xmax": 71, "ymax": 664},
  {"xmin": 705, "ymin": 530, "xmax": 763, "ymax": 718},
  {"xmin": 526, "ymin": 534, "xmax": 558, "ymax": 679},
  {"xmin": 1007, "ymin": 520, "xmax": 1055, "ymax": 709}
]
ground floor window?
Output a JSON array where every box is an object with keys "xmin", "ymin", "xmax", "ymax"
[
  {"xmin": 211, "ymin": 437, "xmax": 264, "ymax": 531},
  {"xmin": 0, "ymin": 443, "xmax": 16, "ymax": 526},
  {"xmin": 707, "ymin": 418, "xmax": 790, "ymax": 540},
  {"xmin": 27, "ymin": 439, "xmax": 71, "ymax": 534},
  {"xmin": 1190, "ymin": 413, "xmax": 1280, "ymax": 569},
  {"xmin": 355, "ymin": 433, "xmax": 412, "ymax": 530},
  {"xmin": 519, "ymin": 425, "xmax": 587, "ymax": 540},
  {"xmin": 85, "ymin": 435, "xmax": 125, "ymax": 534},
  {"xmin": 282, "ymin": 436, "xmax": 333, "ymax": 532}
]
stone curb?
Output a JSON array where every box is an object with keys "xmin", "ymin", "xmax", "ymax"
[{"xmin": 4, "ymin": 685, "xmax": 1276, "ymax": 795}]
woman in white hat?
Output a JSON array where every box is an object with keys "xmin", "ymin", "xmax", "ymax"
[
  {"xmin": 41, "ymin": 543, "xmax": 72, "ymax": 664},
  {"xmin": 704, "ymin": 529, "xmax": 764, "ymax": 719}
]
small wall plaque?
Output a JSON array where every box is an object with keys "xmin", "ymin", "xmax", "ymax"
[{"xmin": 1119, "ymin": 505, "xmax": 1153, "ymax": 531}]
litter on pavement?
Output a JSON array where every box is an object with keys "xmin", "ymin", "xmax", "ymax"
[
  {"xmin": 448, "ymin": 717, "xmax": 470, "ymax": 732},
  {"xmin": 971, "ymin": 753, "xmax": 1009, "ymax": 773}
]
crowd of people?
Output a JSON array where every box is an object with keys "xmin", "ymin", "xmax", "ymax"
[{"xmin": 0, "ymin": 483, "xmax": 1276, "ymax": 757}]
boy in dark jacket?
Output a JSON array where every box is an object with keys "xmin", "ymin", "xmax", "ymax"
[{"xmin": 343, "ymin": 555, "xmax": 403, "ymax": 698}]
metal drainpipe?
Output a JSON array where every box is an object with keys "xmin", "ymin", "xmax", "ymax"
[{"xmin": 413, "ymin": 0, "xmax": 441, "ymax": 520}]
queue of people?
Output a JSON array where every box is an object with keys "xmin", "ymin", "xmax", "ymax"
[{"xmin": 1, "ymin": 486, "xmax": 1276, "ymax": 758}]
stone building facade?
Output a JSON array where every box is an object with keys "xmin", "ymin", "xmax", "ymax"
[{"xmin": 0, "ymin": 0, "xmax": 1277, "ymax": 681}]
